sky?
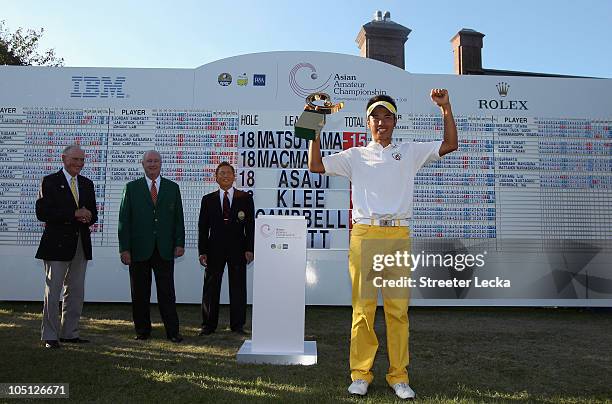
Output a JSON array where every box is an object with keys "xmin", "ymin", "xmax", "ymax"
[{"xmin": 2, "ymin": 0, "xmax": 612, "ymax": 77}]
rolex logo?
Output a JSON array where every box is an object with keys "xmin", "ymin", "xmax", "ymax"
[
  {"xmin": 478, "ymin": 81, "xmax": 527, "ymax": 110},
  {"xmin": 496, "ymin": 82, "xmax": 509, "ymax": 97}
]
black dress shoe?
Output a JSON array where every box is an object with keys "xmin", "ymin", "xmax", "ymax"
[
  {"xmin": 198, "ymin": 328, "xmax": 214, "ymax": 336},
  {"xmin": 134, "ymin": 334, "xmax": 149, "ymax": 340},
  {"xmin": 231, "ymin": 328, "xmax": 248, "ymax": 335},
  {"xmin": 44, "ymin": 340, "xmax": 60, "ymax": 349},
  {"xmin": 60, "ymin": 337, "xmax": 90, "ymax": 343},
  {"xmin": 168, "ymin": 334, "xmax": 183, "ymax": 343}
]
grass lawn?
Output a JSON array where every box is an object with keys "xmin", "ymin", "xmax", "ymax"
[{"xmin": 0, "ymin": 302, "xmax": 611, "ymax": 403}]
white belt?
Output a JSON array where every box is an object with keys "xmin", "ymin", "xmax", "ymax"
[{"xmin": 353, "ymin": 218, "xmax": 410, "ymax": 227}]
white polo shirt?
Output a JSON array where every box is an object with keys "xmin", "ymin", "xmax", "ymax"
[{"xmin": 322, "ymin": 140, "xmax": 442, "ymax": 221}]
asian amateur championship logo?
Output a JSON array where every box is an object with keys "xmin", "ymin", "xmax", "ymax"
[
  {"xmin": 260, "ymin": 224, "xmax": 273, "ymax": 238},
  {"xmin": 289, "ymin": 62, "xmax": 332, "ymax": 99}
]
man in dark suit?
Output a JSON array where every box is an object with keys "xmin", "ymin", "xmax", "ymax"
[
  {"xmin": 36, "ymin": 144, "xmax": 98, "ymax": 349},
  {"xmin": 118, "ymin": 150, "xmax": 185, "ymax": 343},
  {"xmin": 198, "ymin": 162, "xmax": 254, "ymax": 335}
]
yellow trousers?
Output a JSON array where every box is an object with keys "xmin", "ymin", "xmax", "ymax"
[{"xmin": 349, "ymin": 224, "xmax": 411, "ymax": 386}]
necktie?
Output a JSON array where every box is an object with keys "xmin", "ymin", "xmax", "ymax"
[
  {"xmin": 223, "ymin": 190, "xmax": 230, "ymax": 223},
  {"xmin": 151, "ymin": 180, "xmax": 158, "ymax": 205},
  {"xmin": 70, "ymin": 177, "xmax": 79, "ymax": 205}
]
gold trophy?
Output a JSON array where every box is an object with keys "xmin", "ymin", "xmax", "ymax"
[{"xmin": 294, "ymin": 93, "xmax": 344, "ymax": 140}]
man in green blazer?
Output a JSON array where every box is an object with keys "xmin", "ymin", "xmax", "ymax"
[{"xmin": 118, "ymin": 150, "xmax": 185, "ymax": 342}]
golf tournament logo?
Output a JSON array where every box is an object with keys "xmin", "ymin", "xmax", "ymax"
[
  {"xmin": 289, "ymin": 62, "xmax": 332, "ymax": 99},
  {"xmin": 260, "ymin": 224, "xmax": 273, "ymax": 238},
  {"xmin": 237, "ymin": 73, "xmax": 248, "ymax": 86},
  {"xmin": 218, "ymin": 73, "xmax": 232, "ymax": 86},
  {"xmin": 253, "ymin": 74, "xmax": 266, "ymax": 86}
]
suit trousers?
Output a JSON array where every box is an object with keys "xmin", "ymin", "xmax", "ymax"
[
  {"xmin": 129, "ymin": 247, "xmax": 179, "ymax": 338},
  {"xmin": 348, "ymin": 224, "xmax": 411, "ymax": 386},
  {"xmin": 201, "ymin": 256, "xmax": 246, "ymax": 331},
  {"xmin": 41, "ymin": 236, "xmax": 87, "ymax": 341}
]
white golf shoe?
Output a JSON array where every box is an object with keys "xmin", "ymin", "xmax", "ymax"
[
  {"xmin": 392, "ymin": 382, "xmax": 416, "ymax": 399},
  {"xmin": 347, "ymin": 379, "xmax": 369, "ymax": 396}
]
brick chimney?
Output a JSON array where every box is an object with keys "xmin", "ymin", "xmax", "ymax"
[
  {"xmin": 450, "ymin": 28, "xmax": 485, "ymax": 75},
  {"xmin": 356, "ymin": 11, "xmax": 411, "ymax": 69}
]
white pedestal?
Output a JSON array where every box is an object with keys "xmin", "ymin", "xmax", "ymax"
[
  {"xmin": 237, "ymin": 216, "xmax": 317, "ymax": 365},
  {"xmin": 237, "ymin": 340, "xmax": 317, "ymax": 365}
]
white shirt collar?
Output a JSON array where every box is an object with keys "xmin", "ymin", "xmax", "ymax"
[
  {"xmin": 219, "ymin": 186, "xmax": 234, "ymax": 197},
  {"xmin": 62, "ymin": 168, "xmax": 77, "ymax": 184},
  {"xmin": 367, "ymin": 141, "xmax": 395, "ymax": 150},
  {"xmin": 219, "ymin": 187, "xmax": 234, "ymax": 205}
]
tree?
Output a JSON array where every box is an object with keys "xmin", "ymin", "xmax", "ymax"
[{"xmin": 0, "ymin": 20, "xmax": 64, "ymax": 66}]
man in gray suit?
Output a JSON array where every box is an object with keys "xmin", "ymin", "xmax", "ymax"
[{"xmin": 35, "ymin": 144, "xmax": 98, "ymax": 349}]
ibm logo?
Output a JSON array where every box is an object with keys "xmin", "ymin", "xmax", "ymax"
[{"xmin": 70, "ymin": 76, "xmax": 127, "ymax": 98}]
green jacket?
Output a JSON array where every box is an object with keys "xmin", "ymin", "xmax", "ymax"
[{"xmin": 118, "ymin": 177, "xmax": 185, "ymax": 262}]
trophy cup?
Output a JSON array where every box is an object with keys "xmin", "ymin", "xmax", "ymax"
[{"xmin": 294, "ymin": 93, "xmax": 344, "ymax": 141}]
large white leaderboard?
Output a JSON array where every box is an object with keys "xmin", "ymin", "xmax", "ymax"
[
  {"xmin": 0, "ymin": 108, "xmax": 239, "ymax": 249},
  {"xmin": 1, "ymin": 51, "xmax": 611, "ymax": 305}
]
